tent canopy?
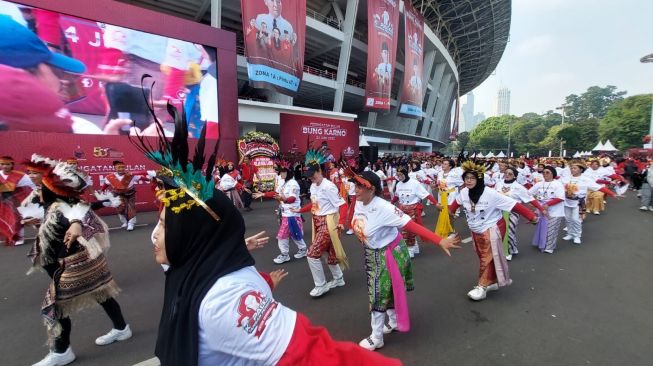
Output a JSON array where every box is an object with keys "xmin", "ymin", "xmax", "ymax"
[
  {"xmin": 476, "ymin": 152, "xmax": 485, "ymax": 158},
  {"xmin": 486, "ymin": 151, "xmax": 495, "ymax": 158},
  {"xmin": 592, "ymin": 141, "xmax": 605, "ymax": 151},
  {"xmin": 496, "ymin": 151, "xmax": 506, "ymax": 157},
  {"xmin": 602, "ymin": 140, "xmax": 618, "ymax": 151}
]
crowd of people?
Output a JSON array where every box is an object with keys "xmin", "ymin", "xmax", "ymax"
[{"xmin": 2, "ymin": 126, "xmax": 652, "ymax": 366}]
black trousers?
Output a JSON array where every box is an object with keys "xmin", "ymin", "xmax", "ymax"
[
  {"xmin": 241, "ymin": 182, "xmax": 253, "ymax": 208},
  {"xmin": 43, "ymin": 263, "xmax": 127, "ymax": 353}
]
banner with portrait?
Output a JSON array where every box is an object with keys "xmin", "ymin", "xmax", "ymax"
[
  {"xmin": 241, "ymin": 0, "xmax": 306, "ymax": 96},
  {"xmin": 238, "ymin": 131, "xmax": 280, "ymax": 192},
  {"xmin": 364, "ymin": 0, "xmax": 399, "ymax": 111},
  {"xmin": 398, "ymin": 3, "xmax": 425, "ymax": 119}
]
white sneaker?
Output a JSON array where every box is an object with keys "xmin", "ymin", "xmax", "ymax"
[
  {"xmin": 383, "ymin": 323, "xmax": 397, "ymax": 334},
  {"xmin": 562, "ymin": 235, "xmax": 573, "ymax": 241},
  {"xmin": 640, "ymin": 206, "xmax": 649, "ymax": 211},
  {"xmin": 467, "ymin": 286, "xmax": 487, "ymax": 301},
  {"xmin": 421, "ymin": 211, "xmax": 426, "ymax": 217},
  {"xmin": 486, "ymin": 283, "xmax": 499, "ymax": 292},
  {"xmin": 14, "ymin": 239, "xmax": 25, "ymax": 245},
  {"xmin": 562, "ymin": 226, "xmax": 568, "ymax": 231},
  {"xmin": 359, "ymin": 336, "xmax": 384, "ymax": 351},
  {"xmin": 309, "ymin": 285, "xmax": 330, "ymax": 297},
  {"xmin": 32, "ymin": 347, "xmax": 76, "ymax": 366},
  {"xmin": 120, "ymin": 223, "xmax": 128, "ymax": 229},
  {"xmin": 413, "ymin": 244, "xmax": 420, "ymax": 255},
  {"xmin": 95, "ymin": 325, "xmax": 132, "ymax": 346},
  {"xmin": 573, "ymin": 237, "xmax": 581, "ymax": 244},
  {"xmin": 649, "ymin": 206, "xmax": 653, "ymax": 211},
  {"xmin": 544, "ymin": 249, "xmax": 554, "ymax": 254},
  {"xmin": 593, "ymin": 211, "xmax": 600, "ymax": 215},
  {"xmin": 126, "ymin": 223, "xmax": 134, "ymax": 231},
  {"xmin": 505, "ymin": 254, "xmax": 512, "ymax": 261},
  {"xmin": 273, "ymin": 254, "xmax": 291, "ymax": 264},
  {"xmin": 293, "ymin": 249, "xmax": 307, "ymax": 259},
  {"xmin": 346, "ymin": 229, "xmax": 354, "ymax": 235},
  {"xmin": 408, "ymin": 246, "xmax": 415, "ymax": 258},
  {"xmin": 327, "ymin": 276, "xmax": 345, "ymax": 289}
]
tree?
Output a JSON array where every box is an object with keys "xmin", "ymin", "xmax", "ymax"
[
  {"xmin": 599, "ymin": 94, "xmax": 652, "ymax": 150},
  {"xmin": 456, "ymin": 131, "xmax": 470, "ymax": 151},
  {"xmin": 564, "ymin": 85, "xmax": 626, "ymax": 121}
]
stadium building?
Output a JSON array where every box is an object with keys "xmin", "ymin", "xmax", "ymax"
[{"xmin": 121, "ymin": 0, "xmax": 511, "ymax": 155}]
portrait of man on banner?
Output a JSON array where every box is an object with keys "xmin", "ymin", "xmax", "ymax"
[
  {"xmin": 399, "ymin": 3, "xmax": 425, "ymax": 119},
  {"xmin": 365, "ymin": 0, "xmax": 399, "ymax": 111},
  {"xmin": 241, "ymin": 0, "xmax": 306, "ymax": 97}
]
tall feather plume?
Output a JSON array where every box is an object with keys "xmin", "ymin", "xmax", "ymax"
[
  {"xmin": 192, "ymin": 123, "xmax": 207, "ymax": 172},
  {"xmin": 169, "ymin": 103, "xmax": 189, "ymax": 172},
  {"xmin": 205, "ymin": 130, "xmax": 220, "ymax": 183}
]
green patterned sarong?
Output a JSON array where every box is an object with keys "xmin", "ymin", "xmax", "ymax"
[{"xmin": 365, "ymin": 239, "xmax": 414, "ymax": 312}]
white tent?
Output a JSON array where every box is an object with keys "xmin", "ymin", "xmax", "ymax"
[
  {"xmin": 476, "ymin": 152, "xmax": 485, "ymax": 158},
  {"xmin": 573, "ymin": 151, "xmax": 581, "ymax": 158},
  {"xmin": 592, "ymin": 141, "xmax": 605, "ymax": 151},
  {"xmin": 359, "ymin": 135, "xmax": 370, "ymax": 147},
  {"xmin": 602, "ymin": 139, "xmax": 618, "ymax": 151},
  {"xmin": 486, "ymin": 151, "xmax": 495, "ymax": 158},
  {"xmin": 496, "ymin": 151, "xmax": 506, "ymax": 158}
]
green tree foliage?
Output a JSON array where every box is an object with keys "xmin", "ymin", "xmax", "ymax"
[
  {"xmin": 564, "ymin": 85, "xmax": 626, "ymax": 121},
  {"xmin": 599, "ymin": 94, "xmax": 652, "ymax": 150}
]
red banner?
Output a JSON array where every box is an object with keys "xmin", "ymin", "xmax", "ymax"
[
  {"xmin": 0, "ymin": 131, "xmax": 162, "ymax": 212},
  {"xmin": 364, "ymin": 0, "xmax": 400, "ymax": 111},
  {"xmin": 398, "ymin": 3, "xmax": 425, "ymax": 119},
  {"xmin": 241, "ymin": 0, "xmax": 306, "ymax": 96},
  {"xmin": 279, "ymin": 114, "xmax": 359, "ymax": 161}
]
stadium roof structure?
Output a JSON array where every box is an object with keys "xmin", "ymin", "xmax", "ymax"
[{"xmin": 411, "ymin": 0, "xmax": 511, "ymax": 95}]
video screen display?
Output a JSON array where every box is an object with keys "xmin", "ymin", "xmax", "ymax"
[{"xmin": 0, "ymin": 0, "xmax": 219, "ymax": 138}]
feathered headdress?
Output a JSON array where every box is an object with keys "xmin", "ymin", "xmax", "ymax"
[
  {"xmin": 304, "ymin": 148, "xmax": 328, "ymax": 166},
  {"xmin": 24, "ymin": 154, "xmax": 57, "ymax": 174},
  {"xmin": 41, "ymin": 159, "xmax": 90, "ymax": 197},
  {"xmin": 461, "ymin": 160, "xmax": 487, "ymax": 179},
  {"xmin": 129, "ymin": 75, "xmax": 220, "ymax": 221}
]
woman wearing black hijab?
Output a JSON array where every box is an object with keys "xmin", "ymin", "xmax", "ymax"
[
  {"xmin": 447, "ymin": 161, "xmax": 537, "ymax": 301},
  {"xmin": 134, "ymin": 99, "xmax": 402, "ymax": 366}
]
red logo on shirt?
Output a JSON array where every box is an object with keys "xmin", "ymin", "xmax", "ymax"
[{"xmin": 236, "ymin": 290, "xmax": 278, "ymax": 338}]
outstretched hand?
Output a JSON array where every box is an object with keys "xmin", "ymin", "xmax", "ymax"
[
  {"xmin": 245, "ymin": 231, "xmax": 269, "ymax": 251},
  {"xmin": 439, "ymin": 233, "xmax": 462, "ymax": 256},
  {"xmin": 270, "ymin": 269, "xmax": 289, "ymax": 288}
]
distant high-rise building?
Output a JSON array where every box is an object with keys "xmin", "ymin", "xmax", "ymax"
[
  {"xmin": 460, "ymin": 92, "xmax": 475, "ymax": 131},
  {"xmin": 496, "ymin": 88, "xmax": 511, "ymax": 116}
]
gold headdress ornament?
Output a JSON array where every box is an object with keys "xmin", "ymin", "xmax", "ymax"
[
  {"xmin": 569, "ymin": 160, "xmax": 587, "ymax": 170},
  {"xmin": 461, "ymin": 160, "xmax": 487, "ymax": 179}
]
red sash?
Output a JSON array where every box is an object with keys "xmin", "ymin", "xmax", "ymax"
[
  {"xmin": 106, "ymin": 173, "xmax": 134, "ymax": 194},
  {"xmin": 0, "ymin": 171, "xmax": 26, "ymax": 193}
]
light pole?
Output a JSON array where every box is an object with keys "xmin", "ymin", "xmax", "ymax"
[
  {"xmin": 507, "ymin": 118, "xmax": 512, "ymax": 158},
  {"xmin": 640, "ymin": 53, "xmax": 653, "ymax": 148},
  {"xmin": 556, "ymin": 104, "xmax": 567, "ymax": 157}
]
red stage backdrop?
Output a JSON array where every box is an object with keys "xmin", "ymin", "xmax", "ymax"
[
  {"xmin": 279, "ymin": 114, "xmax": 359, "ymax": 161},
  {"xmin": 1, "ymin": 131, "xmax": 161, "ymax": 211},
  {"xmin": 241, "ymin": 0, "xmax": 306, "ymax": 96},
  {"xmin": 364, "ymin": 0, "xmax": 400, "ymax": 111},
  {"xmin": 398, "ymin": 3, "xmax": 425, "ymax": 119}
]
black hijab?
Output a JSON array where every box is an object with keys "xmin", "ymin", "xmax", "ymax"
[
  {"xmin": 504, "ymin": 167, "xmax": 518, "ymax": 184},
  {"xmin": 155, "ymin": 189, "xmax": 254, "ymax": 365},
  {"xmin": 398, "ymin": 167, "xmax": 410, "ymax": 183},
  {"xmin": 463, "ymin": 170, "xmax": 485, "ymax": 204}
]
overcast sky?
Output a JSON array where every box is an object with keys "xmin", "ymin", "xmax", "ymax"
[{"xmin": 470, "ymin": 0, "xmax": 653, "ymax": 118}]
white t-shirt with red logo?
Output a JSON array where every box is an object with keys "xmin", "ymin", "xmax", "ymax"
[
  {"xmin": 456, "ymin": 187, "xmax": 517, "ymax": 234},
  {"xmin": 394, "ymin": 178, "xmax": 429, "ymax": 205},
  {"xmin": 528, "ymin": 180, "xmax": 565, "ymax": 217},
  {"xmin": 494, "ymin": 180, "xmax": 533, "ymax": 203},
  {"xmin": 309, "ymin": 178, "xmax": 345, "ymax": 216},
  {"xmin": 198, "ymin": 266, "xmax": 296, "ymax": 366},
  {"xmin": 276, "ymin": 179, "xmax": 301, "ymax": 217},
  {"xmin": 352, "ymin": 196, "xmax": 411, "ymax": 249}
]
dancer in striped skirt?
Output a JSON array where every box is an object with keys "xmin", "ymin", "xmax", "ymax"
[
  {"xmin": 495, "ymin": 167, "xmax": 545, "ymax": 260},
  {"xmin": 529, "ymin": 166, "xmax": 565, "ymax": 254}
]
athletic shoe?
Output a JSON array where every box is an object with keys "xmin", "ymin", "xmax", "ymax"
[
  {"xmin": 120, "ymin": 223, "xmax": 128, "ymax": 229},
  {"xmin": 544, "ymin": 249, "xmax": 554, "ymax": 254},
  {"xmin": 126, "ymin": 223, "xmax": 134, "ymax": 231},
  {"xmin": 309, "ymin": 285, "xmax": 329, "ymax": 297},
  {"xmin": 346, "ymin": 229, "xmax": 354, "ymax": 235},
  {"xmin": 562, "ymin": 235, "xmax": 573, "ymax": 241},
  {"xmin": 293, "ymin": 249, "xmax": 307, "ymax": 259},
  {"xmin": 32, "ymin": 347, "xmax": 75, "ymax": 366},
  {"xmin": 593, "ymin": 211, "xmax": 600, "ymax": 215},
  {"xmin": 421, "ymin": 211, "xmax": 426, "ymax": 217},
  {"xmin": 573, "ymin": 237, "xmax": 582, "ymax": 244},
  {"xmin": 14, "ymin": 239, "xmax": 25, "ymax": 245},
  {"xmin": 640, "ymin": 206, "xmax": 649, "ymax": 211},
  {"xmin": 327, "ymin": 276, "xmax": 345, "ymax": 289},
  {"xmin": 649, "ymin": 206, "xmax": 653, "ymax": 211},
  {"xmin": 359, "ymin": 336, "xmax": 384, "ymax": 351},
  {"xmin": 273, "ymin": 254, "xmax": 291, "ymax": 264},
  {"xmin": 95, "ymin": 325, "xmax": 132, "ymax": 346},
  {"xmin": 486, "ymin": 283, "xmax": 499, "ymax": 292},
  {"xmin": 467, "ymin": 286, "xmax": 487, "ymax": 301},
  {"xmin": 408, "ymin": 246, "xmax": 415, "ymax": 258},
  {"xmin": 563, "ymin": 226, "xmax": 568, "ymax": 231},
  {"xmin": 383, "ymin": 324, "xmax": 397, "ymax": 334},
  {"xmin": 505, "ymin": 254, "xmax": 512, "ymax": 261},
  {"xmin": 413, "ymin": 244, "xmax": 420, "ymax": 255}
]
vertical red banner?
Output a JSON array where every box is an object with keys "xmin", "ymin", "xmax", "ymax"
[
  {"xmin": 398, "ymin": 3, "xmax": 425, "ymax": 119},
  {"xmin": 364, "ymin": 0, "xmax": 400, "ymax": 111},
  {"xmin": 241, "ymin": 0, "xmax": 306, "ymax": 96}
]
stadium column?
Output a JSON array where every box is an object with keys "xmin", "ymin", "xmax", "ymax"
[
  {"xmin": 210, "ymin": 0, "xmax": 221, "ymax": 27},
  {"xmin": 429, "ymin": 79, "xmax": 455, "ymax": 140},
  {"xmin": 367, "ymin": 112, "xmax": 377, "ymax": 128},
  {"xmin": 332, "ymin": 0, "xmax": 359, "ymax": 112},
  {"xmin": 420, "ymin": 63, "xmax": 446, "ymax": 136}
]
